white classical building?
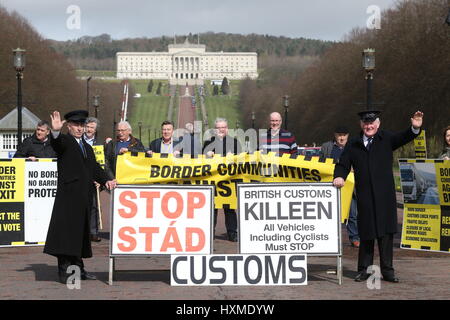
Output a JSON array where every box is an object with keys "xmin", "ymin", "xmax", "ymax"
[{"xmin": 116, "ymin": 38, "xmax": 258, "ymax": 84}]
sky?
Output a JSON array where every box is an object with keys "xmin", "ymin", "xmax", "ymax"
[{"xmin": 0, "ymin": 0, "xmax": 399, "ymax": 41}]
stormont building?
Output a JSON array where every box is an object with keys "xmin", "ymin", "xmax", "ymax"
[{"xmin": 116, "ymin": 38, "xmax": 258, "ymax": 84}]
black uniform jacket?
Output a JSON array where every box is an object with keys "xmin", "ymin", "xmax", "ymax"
[
  {"xmin": 334, "ymin": 127, "xmax": 419, "ymax": 240},
  {"xmin": 43, "ymin": 133, "xmax": 109, "ymax": 258}
]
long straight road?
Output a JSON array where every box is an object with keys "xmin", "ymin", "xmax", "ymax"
[{"xmin": 177, "ymin": 85, "xmax": 195, "ymax": 129}]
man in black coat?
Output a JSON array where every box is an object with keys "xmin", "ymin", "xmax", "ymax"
[
  {"xmin": 43, "ymin": 110, "xmax": 117, "ymax": 284},
  {"xmin": 333, "ymin": 110, "xmax": 423, "ymax": 283},
  {"xmin": 203, "ymin": 118, "xmax": 242, "ymax": 242},
  {"xmin": 14, "ymin": 120, "xmax": 56, "ymax": 160}
]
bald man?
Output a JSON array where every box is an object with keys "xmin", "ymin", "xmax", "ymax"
[{"xmin": 259, "ymin": 112, "xmax": 298, "ymax": 154}]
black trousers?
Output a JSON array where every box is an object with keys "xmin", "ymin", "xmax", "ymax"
[
  {"xmin": 357, "ymin": 233, "xmax": 394, "ymax": 277},
  {"xmin": 57, "ymin": 255, "xmax": 84, "ymax": 275},
  {"xmin": 213, "ymin": 208, "xmax": 237, "ymax": 234}
]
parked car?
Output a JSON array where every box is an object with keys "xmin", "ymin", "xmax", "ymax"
[{"xmin": 297, "ymin": 147, "xmax": 321, "ymax": 157}]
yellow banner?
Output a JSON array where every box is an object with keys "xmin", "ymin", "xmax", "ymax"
[
  {"xmin": 414, "ymin": 130, "xmax": 427, "ymax": 159},
  {"xmin": 116, "ymin": 152, "xmax": 354, "ymax": 223},
  {"xmin": 0, "ymin": 159, "xmax": 24, "ymax": 203},
  {"xmin": 92, "ymin": 145, "xmax": 105, "ymax": 167}
]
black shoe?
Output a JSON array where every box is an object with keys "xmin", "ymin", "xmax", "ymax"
[
  {"xmin": 227, "ymin": 232, "xmax": 238, "ymax": 242},
  {"xmin": 383, "ymin": 275, "xmax": 399, "ymax": 283},
  {"xmin": 90, "ymin": 234, "xmax": 101, "ymax": 242},
  {"xmin": 58, "ymin": 274, "xmax": 70, "ymax": 285},
  {"xmin": 354, "ymin": 271, "xmax": 370, "ymax": 282},
  {"xmin": 81, "ymin": 270, "xmax": 97, "ymax": 280}
]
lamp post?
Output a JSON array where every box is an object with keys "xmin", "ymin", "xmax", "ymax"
[
  {"xmin": 362, "ymin": 49, "xmax": 375, "ymax": 110},
  {"xmin": 138, "ymin": 122, "xmax": 142, "ymax": 141},
  {"xmin": 251, "ymin": 111, "xmax": 255, "ymax": 129},
  {"xmin": 86, "ymin": 76, "xmax": 92, "ymax": 111},
  {"xmin": 93, "ymin": 95, "xmax": 100, "ymax": 118},
  {"xmin": 283, "ymin": 95, "xmax": 289, "ymax": 130},
  {"xmin": 13, "ymin": 48, "xmax": 26, "ymax": 147}
]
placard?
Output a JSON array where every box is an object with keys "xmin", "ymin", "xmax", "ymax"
[
  {"xmin": 171, "ymin": 254, "xmax": 307, "ymax": 286},
  {"xmin": 111, "ymin": 185, "xmax": 214, "ymax": 256},
  {"xmin": 238, "ymin": 183, "xmax": 341, "ymax": 255}
]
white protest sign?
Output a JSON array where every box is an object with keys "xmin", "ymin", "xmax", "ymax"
[
  {"xmin": 171, "ymin": 254, "xmax": 307, "ymax": 286},
  {"xmin": 238, "ymin": 183, "xmax": 341, "ymax": 255},
  {"xmin": 111, "ymin": 185, "xmax": 214, "ymax": 255},
  {"xmin": 24, "ymin": 161, "xmax": 57, "ymax": 243}
]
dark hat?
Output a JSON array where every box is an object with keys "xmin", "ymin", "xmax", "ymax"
[
  {"xmin": 64, "ymin": 110, "xmax": 88, "ymax": 123},
  {"xmin": 357, "ymin": 110, "xmax": 381, "ymax": 123},
  {"xmin": 334, "ymin": 126, "xmax": 349, "ymax": 134}
]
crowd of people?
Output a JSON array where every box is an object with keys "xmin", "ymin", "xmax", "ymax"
[{"xmin": 12, "ymin": 107, "xmax": 436, "ymax": 285}]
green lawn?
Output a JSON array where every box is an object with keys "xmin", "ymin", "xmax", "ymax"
[
  {"xmin": 204, "ymin": 95, "xmax": 241, "ymax": 130},
  {"xmin": 200, "ymin": 79, "xmax": 242, "ymax": 130},
  {"xmin": 127, "ymin": 80, "xmax": 171, "ymax": 146}
]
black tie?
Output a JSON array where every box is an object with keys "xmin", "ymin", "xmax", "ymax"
[
  {"xmin": 79, "ymin": 140, "xmax": 87, "ymax": 158},
  {"xmin": 366, "ymin": 137, "xmax": 373, "ymax": 150}
]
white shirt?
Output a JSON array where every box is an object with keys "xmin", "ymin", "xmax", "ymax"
[{"xmin": 83, "ymin": 134, "xmax": 95, "ymax": 146}]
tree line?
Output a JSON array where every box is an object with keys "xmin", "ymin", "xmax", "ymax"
[
  {"xmin": 238, "ymin": 0, "xmax": 450, "ymax": 156},
  {"xmin": 0, "ymin": 6, "xmax": 124, "ymax": 141},
  {"xmin": 48, "ymin": 32, "xmax": 334, "ymax": 70}
]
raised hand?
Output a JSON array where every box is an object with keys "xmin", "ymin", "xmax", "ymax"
[
  {"xmin": 50, "ymin": 111, "xmax": 66, "ymax": 131},
  {"xmin": 411, "ymin": 111, "xmax": 424, "ymax": 129}
]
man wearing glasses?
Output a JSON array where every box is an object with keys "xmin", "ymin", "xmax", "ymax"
[{"xmin": 104, "ymin": 121, "xmax": 146, "ymax": 179}]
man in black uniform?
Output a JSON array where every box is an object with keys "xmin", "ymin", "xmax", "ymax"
[
  {"xmin": 43, "ymin": 110, "xmax": 117, "ymax": 284},
  {"xmin": 333, "ymin": 110, "xmax": 423, "ymax": 283},
  {"xmin": 203, "ymin": 118, "xmax": 242, "ymax": 242}
]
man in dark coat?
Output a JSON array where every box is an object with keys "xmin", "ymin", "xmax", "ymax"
[
  {"xmin": 333, "ymin": 110, "xmax": 423, "ymax": 283},
  {"xmin": 203, "ymin": 118, "xmax": 242, "ymax": 242},
  {"xmin": 43, "ymin": 110, "xmax": 117, "ymax": 284},
  {"xmin": 104, "ymin": 121, "xmax": 146, "ymax": 179},
  {"xmin": 321, "ymin": 126, "xmax": 360, "ymax": 248},
  {"xmin": 14, "ymin": 120, "xmax": 56, "ymax": 159}
]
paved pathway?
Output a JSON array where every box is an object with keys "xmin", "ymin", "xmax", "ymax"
[
  {"xmin": 0, "ymin": 192, "xmax": 449, "ymax": 300},
  {"xmin": 177, "ymin": 85, "xmax": 195, "ymax": 129}
]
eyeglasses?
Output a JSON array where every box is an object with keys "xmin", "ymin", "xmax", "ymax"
[{"xmin": 116, "ymin": 129, "xmax": 129, "ymax": 132}]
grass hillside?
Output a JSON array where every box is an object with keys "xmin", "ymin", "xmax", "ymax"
[
  {"xmin": 126, "ymin": 80, "xmax": 170, "ymax": 146},
  {"xmin": 203, "ymin": 80, "xmax": 242, "ymax": 130}
]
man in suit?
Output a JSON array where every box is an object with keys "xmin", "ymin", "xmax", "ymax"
[
  {"xmin": 43, "ymin": 110, "xmax": 117, "ymax": 284},
  {"xmin": 83, "ymin": 117, "xmax": 102, "ymax": 242},
  {"xmin": 203, "ymin": 118, "xmax": 242, "ymax": 242},
  {"xmin": 104, "ymin": 121, "xmax": 146, "ymax": 179},
  {"xmin": 147, "ymin": 120, "xmax": 182, "ymax": 155},
  {"xmin": 333, "ymin": 110, "xmax": 423, "ymax": 283}
]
